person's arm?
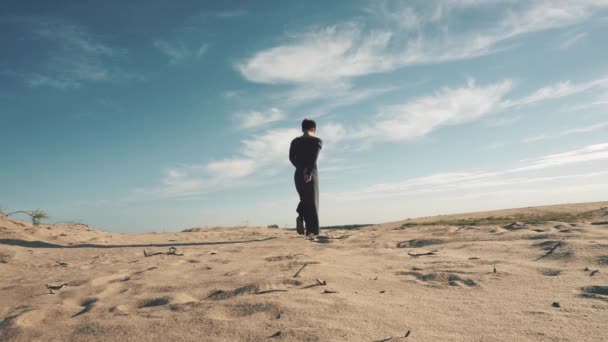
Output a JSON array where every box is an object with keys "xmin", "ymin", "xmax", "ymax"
[
  {"xmin": 289, "ymin": 139, "xmax": 297, "ymax": 168},
  {"xmin": 304, "ymin": 138, "xmax": 322, "ymax": 176}
]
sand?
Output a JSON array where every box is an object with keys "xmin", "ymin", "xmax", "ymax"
[{"xmin": 1, "ymin": 202, "xmax": 607, "ymax": 341}]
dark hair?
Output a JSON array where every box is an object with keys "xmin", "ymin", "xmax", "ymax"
[{"xmin": 301, "ymin": 118, "xmax": 316, "ymax": 132}]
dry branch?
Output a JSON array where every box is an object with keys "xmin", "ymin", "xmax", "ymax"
[
  {"xmin": 534, "ymin": 242, "xmax": 562, "ymax": 261},
  {"xmin": 301, "ymin": 279, "xmax": 326, "ymax": 289},
  {"xmin": 408, "ymin": 251, "xmax": 437, "ymax": 257},
  {"xmin": 255, "ymin": 289, "xmax": 288, "ymax": 295},
  {"xmin": 143, "ymin": 247, "xmax": 184, "ymax": 257},
  {"xmin": 293, "ymin": 263, "xmax": 309, "ymax": 278}
]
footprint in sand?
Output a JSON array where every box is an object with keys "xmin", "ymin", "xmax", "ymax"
[
  {"xmin": 540, "ymin": 268, "xmax": 561, "ymax": 276},
  {"xmin": 206, "ymin": 302, "xmax": 282, "ymax": 321},
  {"xmin": 396, "ymin": 239, "xmax": 443, "ymax": 248},
  {"xmin": 265, "ymin": 254, "xmax": 300, "ymax": 262},
  {"xmin": 396, "ymin": 271, "xmax": 478, "ymax": 287},
  {"xmin": 206, "ymin": 284, "xmax": 259, "ymax": 300}
]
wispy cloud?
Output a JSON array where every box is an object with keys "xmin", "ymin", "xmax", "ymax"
[
  {"xmin": 237, "ymin": 2, "xmax": 607, "ymax": 85},
  {"xmin": 205, "ymin": 74, "xmax": 608, "ymax": 195},
  {"xmin": 235, "ymin": 108, "xmax": 285, "ymax": 129},
  {"xmin": 8, "ymin": 18, "xmax": 127, "ymax": 89},
  {"xmin": 483, "ymin": 115, "xmax": 522, "ymax": 127},
  {"xmin": 154, "ymin": 40, "xmax": 208, "ymax": 64},
  {"xmin": 314, "ymin": 79, "xmax": 513, "ymax": 142},
  {"xmin": 200, "ymin": 10, "xmax": 248, "ymax": 19},
  {"xmin": 512, "ymin": 142, "xmax": 608, "ymax": 171},
  {"xmin": 372, "ymin": 80, "xmax": 513, "ymax": 140},
  {"xmin": 483, "ymin": 142, "xmax": 506, "ymax": 150},
  {"xmin": 561, "ymin": 91, "xmax": 608, "ymax": 112},
  {"xmin": 523, "ymin": 121, "xmax": 608, "ymax": 143},
  {"xmin": 559, "ymin": 32, "xmax": 587, "ymax": 50},
  {"xmin": 140, "ymin": 128, "xmax": 300, "ymax": 198},
  {"xmin": 206, "ymin": 158, "xmax": 256, "ymax": 179},
  {"xmin": 327, "ymin": 142, "xmax": 608, "ymax": 201},
  {"xmin": 503, "ymin": 77, "xmax": 608, "ymax": 108}
]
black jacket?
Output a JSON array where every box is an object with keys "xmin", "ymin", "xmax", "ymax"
[{"xmin": 289, "ymin": 135, "xmax": 322, "ymax": 175}]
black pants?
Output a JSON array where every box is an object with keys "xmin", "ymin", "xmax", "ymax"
[{"xmin": 294, "ymin": 169, "xmax": 319, "ymax": 235}]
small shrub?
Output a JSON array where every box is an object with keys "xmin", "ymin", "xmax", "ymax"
[{"xmin": 30, "ymin": 209, "xmax": 49, "ymax": 226}]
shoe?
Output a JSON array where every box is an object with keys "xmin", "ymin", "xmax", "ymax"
[{"xmin": 296, "ymin": 217, "xmax": 305, "ymax": 235}]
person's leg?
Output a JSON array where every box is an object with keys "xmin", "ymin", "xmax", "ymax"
[
  {"xmin": 303, "ymin": 170, "xmax": 320, "ymax": 235},
  {"xmin": 313, "ymin": 170, "xmax": 319, "ymax": 234},
  {"xmin": 294, "ymin": 170, "xmax": 305, "ymax": 234}
]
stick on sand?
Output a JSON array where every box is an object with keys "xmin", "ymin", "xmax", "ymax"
[
  {"xmin": 534, "ymin": 242, "xmax": 562, "ymax": 261},
  {"xmin": 408, "ymin": 251, "xmax": 436, "ymax": 257},
  {"xmin": 144, "ymin": 247, "xmax": 184, "ymax": 257},
  {"xmin": 293, "ymin": 263, "xmax": 309, "ymax": 278}
]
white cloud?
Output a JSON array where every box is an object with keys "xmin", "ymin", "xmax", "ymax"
[
  {"xmin": 237, "ymin": 2, "xmax": 608, "ymax": 85},
  {"xmin": 504, "ymin": 77, "xmax": 608, "ymax": 108},
  {"xmin": 25, "ymin": 74, "xmax": 79, "ymax": 89},
  {"xmin": 34, "ymin": 22, "xmax": 120, "ymax": 57},
  {"xmin": 197, "ymin": 44, "xmax": 209, "ymax": 57},
  {"xmin": 160, "ymin": 168, "xmax": 205, "ymax": 196},
  {"xmin": 483, "ymin": 142, "xmax": 506, "ymax": 150},
  {"xmin": 11, "ymin": 19, "xmax": 126, "ymax": 89},
  {"xmin": 206, "ymin": 158, "xmax": 256, "ymax": 179},
  {"xmin": 560, "ymin": 32, "xmax": 587, "ymax": 50},
  {"xmin": 201, "ymin": 10, "xmax": 248, "ymax": 19},
  {"xmin": 154, "ymin": 40, "xmax": 208, "ymax": 64},
  {"xmin": 523, "ymin": 121, "xmax": 608, "ymax": 143},
  {"xmin": 373, "ymin": 80, "xmax": 513, "ymax": 140},
  {"xmin": 561, "ymin": 91, "xmax": 608, "ymax": 112},
  {"xmin": 483, "ymin": 115, "xmax": 522, "ymax": 127},
  {"xmin": 512, "ymin": 143, "xmax": 608, "ymax": 171},
  {"xmin": 237, "ymin": 24, "xmax": 395, "ymax": 84},
  {"xmin": 322, "ymin": 122, "xmax": 348, "ymax": 143},
  {"xmin": 242, "ymin": 128, "xmax": 301, "ymax": 162},
  {"xmin": 327, "ymin": 142, "xmax": 608, "ymax": 201},
  {"xmin": 236, "ymin": 108, "xmax": 285, "ymax": 129}
]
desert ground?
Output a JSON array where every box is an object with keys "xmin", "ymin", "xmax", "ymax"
[{"xmin": 1, "ymin": 202, "xmax": 607, "ymax": 342}]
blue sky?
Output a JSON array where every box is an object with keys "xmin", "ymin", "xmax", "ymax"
[{"xmin": 1, "ymin": 0, "xmax": 608, "ymax": 232}]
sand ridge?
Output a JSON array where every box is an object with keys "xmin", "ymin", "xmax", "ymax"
[{"xmin": 1, "ymin": 201, "xmax": 607, "ymax": 341}]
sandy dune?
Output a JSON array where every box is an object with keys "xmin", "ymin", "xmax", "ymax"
[{"xmin": 1, "ymin": 202, "xmax": 607, "ymax": 341}]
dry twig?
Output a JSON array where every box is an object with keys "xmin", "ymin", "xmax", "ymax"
[
  {"xmin": 143, "ymin": 247, "xmax": 184, "ymax": 257},
  {"xmin": 293, "ymin": 263, "xmax": 309, "ymax": 278},
  {"xmin": 407, "ymin": 251, "xmax": 436, "ymax": 257},
  {"xmin": 534, "ymin": 242, "xmax": 562, "ymax": 261}
]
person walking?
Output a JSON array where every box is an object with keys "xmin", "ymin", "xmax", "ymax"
[{"xmin": 289, "ymin": 119, "xmax": 322, "ymax": 237}]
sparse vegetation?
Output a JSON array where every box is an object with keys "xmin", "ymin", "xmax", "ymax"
[
  {"xmin": 403, "ymin": 211, "xmax": 598, "ymax": 228},
  {"xmin": 4, "ymin": 209, "xmax": 49, "ymax": 226},
  {"xmin": 322, "ymin": 224, "xmax": 370, "ymax": 230},
  {"xmin": 30, "ymin": 209, "xmax": 49, "ymax": 226}
]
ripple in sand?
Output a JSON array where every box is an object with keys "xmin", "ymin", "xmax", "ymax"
[{"xmin": 206, "ymin": 284, "xmax": 259, "ymax": 300}]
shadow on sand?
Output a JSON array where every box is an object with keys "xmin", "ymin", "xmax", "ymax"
[{"xmin": 0, "ymin": 237, "xmax": 277, "ymax": 249}]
